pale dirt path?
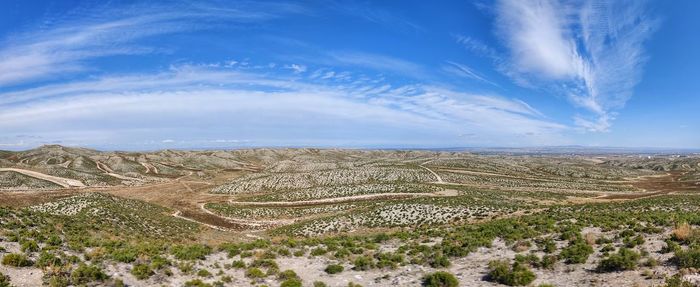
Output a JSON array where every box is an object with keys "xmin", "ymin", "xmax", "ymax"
[
  {"xmin": 0, "ymin": 168, "xmax": 85, "ymax": 188},
  {"xmin": 420, "ymin": 160, "xmax": 444, "ymax": 183},
  {"xmin": 139, "ymin": 162, "xmax": 159, "ymax": 174},
  {"xmin": 228, "ymin": 192, "xmax": 453, "ymax": 207},
  {"xmin": 95, "ymin": 161, "xmax": 143, "ymax": 181},
  {"xmin": 198, "ymin": 203, "xmax": 294, "ymax": 227}
]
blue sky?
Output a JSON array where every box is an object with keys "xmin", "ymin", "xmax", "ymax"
[{"xmin": 0, "ymin": 0, "xmax": 698, "ymax": 150}]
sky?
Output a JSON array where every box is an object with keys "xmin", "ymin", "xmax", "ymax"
[{"xmin": 0, "ymin": 0, "xmax": 698, "ymax": 150}]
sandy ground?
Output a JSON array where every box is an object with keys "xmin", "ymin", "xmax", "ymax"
[
  {"xmin": 0, "ymin": 232, "xmax": 671, "ymax": 287},
  {"xmin": 0, "ymin": 242, "xmax": 43, "ymax": 287}
]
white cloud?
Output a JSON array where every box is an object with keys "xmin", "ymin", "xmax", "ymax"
[
  {"xmin": 494, "ymin": 0, "xmax": 656, "ymax": 132},
  {"xmin": 285, "ymin": 64, "xmax": 307, "ymax": 73},
  {"xmin": 442, "ymin": 61, "xmax": 499, "ymax": 87},
  {"xmin": 328, "ymin": 51, "xmax": 426, "ymax": 78},
  {"xmin": 0, "ymin": 65, "xmax": 567, "ymax": 148},
  {"xmin": 0, "ymin": 2, "xmax": 303, "ymax": 87},
  {"xmin": 331, "ymin": 2, "xmax": 425, "ymax": 33}
]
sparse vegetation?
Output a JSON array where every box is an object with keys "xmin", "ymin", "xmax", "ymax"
[
  {"xmin": 422, "ymin": 271, "xmax": 458, "ymax": 287},
  {"xmin": 597, "ymin": 248, "xmax": 640, "ymax": 272},
  {"xmin": 487, "ymin": 260, "xmax": 536, "ymax": 286},
  {"xmin": 2, "ymin": 253, "xmax": 32, "ymax": 267},
  {"xmin": 324, "ymin": 264, "xmax": 344, "ymax": 274},
  {"xmin": 0, "ymin": 147, "xmax": 698, "ymax": 286}
]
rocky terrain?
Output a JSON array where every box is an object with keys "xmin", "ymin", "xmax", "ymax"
[{"xmin": 1, "ymin": 145, "xmax": 699, "ymax": 286}]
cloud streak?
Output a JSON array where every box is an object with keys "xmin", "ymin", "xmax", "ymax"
[
  {"xmin": 0, "ymin": 64, "xmax": 566, "ymax": 148},
  {"xmin": 494, "ymin": 0, "xmax": 657, "ymax": 131},
  {"xmin": 0, "ymin": 2, "xmax": 303, "ymax": 87},
  {"xmin": 442, "ymin": 61, "xmax": 499, "ymax": 87}
]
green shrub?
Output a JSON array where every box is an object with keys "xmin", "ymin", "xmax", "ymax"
[
  {"xmin": 600, "ymin": 244, "xmax": 615, "ymax": 254},
  {"xmin": 218, "ymin": 242, "xmax": 241, "ymax": 258},
  {"xmin": 71, "ymin": 264, "xmax": 108, "ymax": 284},
  {"xmin": 673, "ymin": 248, "xmax": 700, "ymax": 268},
  {"xmin": 46, "ymin": 235, "xmax": 62, "ymax": 246},
  {"xmin": 184, "ymin": 279, "xmax": 213, "ymax": 287},
  {"xmin": 2, "ymin": 253, "xmax": 32, "ymax": 267},
  {"xmin": 559, "ymin": 241, "xmax": 593, "ymax": 264},
  {"xmin": 178, "ymin": 261, "xmax": 195, "ymax": 274},
  {"xmin": 245, "ymin": 267, "xmax": 265, "ymax": 278},
  {"xmin": 310, "ymin": 247, "xmax": 327, "ymax": 256},
  {"xmin": 335, "ymin": 248, "xmax": 351, "ymax": 258},
  {"xmin": 111, "ymin": 248, "xmax": 138, "ymax": 263},
  {"xmin": 131, "ymin": 263, "xmax": 154, "ymax": 280},
  {"xmin": 597, "ymin": 247, "xmax": 640, "ymax": 272},
  {"xmin": 278, "ymin": 269, "xmax": 299, "ymax": 280},
  {"xmin": 20, "ymin": 240, "xmax": 39, "ymax": 253},
  {"xmin": 48, "ymin": 275, "xmax": 69, "ymax": 287},
  {"xmin": 325, "ymin": 264, "xmax": 344, "ymax": 274},
  {"xmin": 150, "ymin": 255, "xmax": 170, "ymax": 270},
  {"xmin": 623, "ymin": 235, "xmax": 645, "ymax": 248},
  {"xmin": 281, "ymin": 278, "xmax": 303, "ymax": 287},
  {"xmin": 537, "ymin": 238, "xmax": 556, "ymax": 253},
  {"xmin": 665, "ymin": 274, "xmax": 695, "ymax": 287},
  {"xmin": 0, "ymin": 272, "xmax": 10, "ymax": 287},
  {"xmin": 353, "ymin": 256, "xmax": 374, "ymax": 271},
  {"xmin": 514, "ymin": 254, "xmax": 539, "ymax": 266},
  {"xmin": 250, "ymin": 258, "xmax": 279, "ymax": 272},
  {"xmin": 277, "ymin": 248, "xmax": 291, "ymax": 256},
  {"xmin": 429, "ymin": 255, "xmax": 451, "ymax": 268},
  {"xmin": 422, "ymin": 271, "xmax": 458, "ymax": 287},
  {"xmin": 197, "ymin": 268, "xmax": 212, "ymax": 277},
  {"xmin": 538, "ymin": 255, "xmax": 558, "ymax": 269},
  {"xmin": 487, "ymin": 260, "xmax": 536, "ymax": 286},
  {"xmin": 313, "ymin": 281, "xmax": 329, "ymax": 287},
  {"xmin": 231, "ymin": 260, "xmax": 246, "ymax": 268},
  {"xmin": 171, "ymin": 244, "xmax": 212, "ymax": 260},
  {"xmin": 36, "ymin": 251, "xmax": 62, "ymax": 268}
]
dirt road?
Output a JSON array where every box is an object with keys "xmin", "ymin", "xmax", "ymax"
[
  {"xmin": 0, "ymin": 168, "xmax": 85, "ymax": 188},
  {"xmin": 228, "ymin": 191, "xmax": 455, "ymax": 207}
]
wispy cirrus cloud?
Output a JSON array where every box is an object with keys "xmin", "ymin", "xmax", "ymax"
[
  {"xmin": 0, "ymin": 1, "xmax": 304, "ymax": 87},
  {"xmin": 330, "ymin": 2, "xmax": 425, "ymax": 33},
  {"xmin": 327, "ymin": 51, "xmax": 427, "ymax": 78},
  {"xmin": 0, "ymin": 64, "xmax": 566, "ymax": 149},
  {"xmin": 493, "ymin": 0, "xmax": 657, "ymax": 132},
  {"xmin": 442, "ymin": 61, "xmax": 499, "ymax": 87}
]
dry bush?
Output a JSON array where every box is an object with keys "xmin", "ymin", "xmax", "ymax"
[
  {"xmin": 673, "ymin": 222, "xmax": 692, "ymax": 242},
  {"xmin": 584, "ymin": 233, "xmax": 597, "ymax": 245}
]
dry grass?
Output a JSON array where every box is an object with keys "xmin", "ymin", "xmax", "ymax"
[
  {"xmin": 672, "ymin": 222, "xmax": 692, "ymax": 242},
  {"xmin": 584, "ymin": 232, "xmax": 598, "ymax": 245}
]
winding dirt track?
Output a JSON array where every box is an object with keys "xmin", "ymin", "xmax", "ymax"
[
  {"xmin": 95, "ymin": 161, "xmax": 143, "ymax": 181},
  {"xmin": 227, "ymin": 191, "xmax": 457, "ymax": 207},
  {"xmin": 419, "ymin": 161, "xmax": 444, "ymax": 183},
  {"xmin": 0, "ymin": 168, "xmax": 85, "ymax": 188},
  {"xmin": 199, "ymin": 203, "xmax": 294, "ymax": 227}
]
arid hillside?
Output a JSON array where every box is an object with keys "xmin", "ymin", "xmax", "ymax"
[{"xmin": 1, "ymin": 146, "xmax": 699, "ymax": 287}]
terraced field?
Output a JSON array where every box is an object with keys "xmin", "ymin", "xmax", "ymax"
[{"xmin": 1, "ymin": 146, "xmax": 699, "ymax": 286}]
